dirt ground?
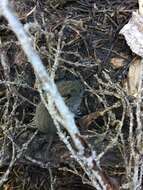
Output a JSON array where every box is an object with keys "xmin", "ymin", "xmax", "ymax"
[{"xmin": 0, "ymin": 0, "xmax": 140, "ymax": 189}]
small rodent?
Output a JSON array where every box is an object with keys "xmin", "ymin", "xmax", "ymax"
[{"xmin": 33, "ymin": 80, "xmax": 83, "ymax": 134}]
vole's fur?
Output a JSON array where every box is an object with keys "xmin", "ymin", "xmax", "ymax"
[{"xmin": 33, "ymin": 80, "xmax": 83, "ymax": 134}]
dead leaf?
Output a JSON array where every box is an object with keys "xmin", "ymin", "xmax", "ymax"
[
  {"xmin": 78, "ymin": 102, "xmax": 121, "ymax": 128},
  {"xmin": 120, "ymin": 11, "xmax": 143, "ymax": 57},
  {"xmin": 3, "ymin": 184, "xmax": 13, "ymax": 190},
  {"xmin": 110, "ymin": 57, "xmax": 125, "ymax": 68},
  {"xmin": 123, "ymin": 57, "xmax": 143, "ymax": 97}
]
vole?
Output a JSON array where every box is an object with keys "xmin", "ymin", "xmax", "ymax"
[{"xmin": 33, "ymin": 80, "xmax": 83, "ymax": 134}]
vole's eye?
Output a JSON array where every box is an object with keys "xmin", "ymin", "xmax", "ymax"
[{"xmin": 63, "ymin": 94, "xmax": 71, "ymax": 100}]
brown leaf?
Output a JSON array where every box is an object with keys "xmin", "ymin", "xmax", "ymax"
[
  {"xmin": 110, "ymin": 57, "xmax": 125, "ymax": 69},
  {"xmin": 3, "ymin": 184, "xmax": 13, "ymax": 190},
  {"xmin": 123, "ymin": 57, "xmax": 143, "ymax": 97}
]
